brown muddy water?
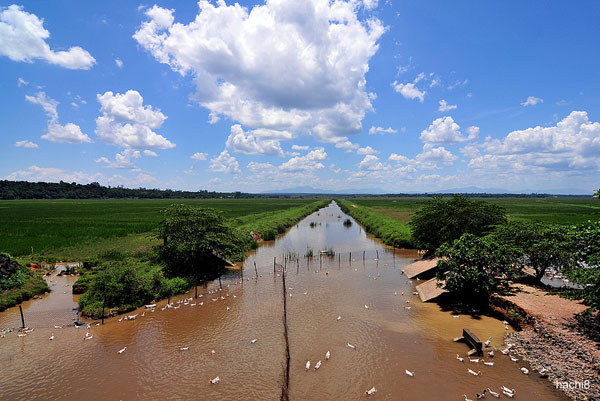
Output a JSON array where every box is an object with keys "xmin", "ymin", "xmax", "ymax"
[{"xmin": 0, "ymin": 202, "xmax": 569, "ymax": 401}]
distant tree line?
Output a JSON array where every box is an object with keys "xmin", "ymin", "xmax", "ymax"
[{"xmin": 0, "ymin": 180, "xmax": 269, "ymax": 200}]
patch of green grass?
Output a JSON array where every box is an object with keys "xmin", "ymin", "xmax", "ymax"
[
  {"xmin": 0, "ymin": 198, "xmax": 320, "ymax": 259},
  {"xmin": 336, "ymin": 199, "xmax": 414, "ymax": 248}
]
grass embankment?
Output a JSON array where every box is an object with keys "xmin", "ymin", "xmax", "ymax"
[
  {"xmin": 336, "ymin": 199, "xmax": 414, "ymax": 248},
  {"xmin": 75, "ymin": 199, "xmax": 330, "ymax": 318},
  {"xmin": 0, "ymin": 265, "xmax": 49, "ymax": 312},
  {"xmin": 347, "ymin": 197, "xmax": 600, "ymax": 225},
  {"xmin": 0, "ymin": 198, "xmax": 320, "ymax": 259}
]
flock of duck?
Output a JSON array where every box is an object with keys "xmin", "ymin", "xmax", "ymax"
[{"xmin": 2, "ymin": 263, "xmax": 551, "ymax": 399}]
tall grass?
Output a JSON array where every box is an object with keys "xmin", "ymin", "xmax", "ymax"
[{"xmin": 336, "ymin": 199, "xmax": 414, "ymax": 248}]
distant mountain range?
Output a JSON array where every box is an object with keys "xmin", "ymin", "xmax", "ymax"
[{"xmin": 262, "ymin": 185, "xmax": 591, "ymax": 196}]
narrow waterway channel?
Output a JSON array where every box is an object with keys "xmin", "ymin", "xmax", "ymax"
[{"xmin": 0, "ymin": 202, "xmax": 569, "ymax": 400}]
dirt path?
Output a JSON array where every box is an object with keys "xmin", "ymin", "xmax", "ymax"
[{"xmin": 496, "ymin": 284, "xmax": 600, "ymax": 401}]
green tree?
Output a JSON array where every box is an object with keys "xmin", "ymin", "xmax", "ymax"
[
  {"xmin": 594, "ymin": 189, "xmax": 600, "ymax": 198},
  {"xmin": 155, "ymin": 205, "xmax": 246, "ymax": 281},
  {"xmin": 564, "ymin": 221, "xmax": 600, "ymax": 315},
  {"xmin": 409, "ymin": 195, "xmax": 506, "ymax": 251},
  {"xmin": 492, "ymin": 221, "xmax": 574, "ymax": 281},
  {"xmin": 435, "ymin": 233, "xmax": 519, "ymax": 302}
]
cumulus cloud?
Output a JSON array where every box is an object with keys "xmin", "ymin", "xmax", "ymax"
[
  {"xmin": 115, "ymin": 58, "xmax": 123, "ymax": 68},
  {"xmin": 521, "ymin": 96, "xmax": 543, "ymax": 107},
  {"xmin": 5, "ymin": 165, "xmax": 98, "ymax": 183},
  {"xmin": 291, "ymin": 144, "xmax": 310, "ymax": 151},
  {"xmin": 210, "ymin": 150, "xmax": 241, "ymax": 174},
  {"xmin": 369, "ymin": 126, "xmax": 397, "ymax": 135},
  {"xmin": 392, "ymin": 81, "xmax": 425, "ymax": 102},
  {"xmin": 225, "ymin": 124, "xmax": 285, "ymax": 156},
  {"xmin": 358, "ymin": 154, "xmax": 386, "ymax": 170},
  {"xmin": 95, "ymin": 149, "xmax": 142, "ymax": 170},
  {"xmin": 25, "ymin": 91, "xmax": 91, "ymax": 143},
  {"xmin": 17, "ymin": 77, "xmax": 28, "ymax": 87},
  {"xmin": 15, "ymin": 140, "xmax": 38, "ymax": 148},
  {"xmin": 133, "ymin": 1, "xmax": 385, "ymax": 144},
  {"xmin": 95, "ymin": 90, "xmax": 175, "ymax": 149},
  {"xmin": 190, "ymin": 152, "xmax": 207, "ymax": 161},
  {"xmin": 143, "ymin": 150, "xmax": 158, "ymax": 157},
  {"xmin": 416, "ymin": 144, "xmax": 457, "ymax": 165},
  {"xmin": 0, "ymin": 5, "xmax": 95, "ymax": 69},
  {"xmin": 419, "ymin": 116, "xmax": 477, "ymax": 145},
  {"xmin": 279, "ymin": 147, "xmax": 327, "ymax": 172},
  {"xmin": 473, "ymin": 111, "xmax": 600, "ymax": 171},
  {"xmin": 438, "ymin": 99, "xmax": 457, "ymax": 112},
  {"xmin": 357, "ymin": 145, "xmax": 379, "ymax": 155}
]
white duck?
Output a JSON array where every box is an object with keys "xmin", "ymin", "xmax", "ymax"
[
  {"xmin": 405, "ymin": 369, "xmax": 415, "ymax": 377},
  {"xmin": 484, "ymin": 336, "xmax": 492, "ymax": 347},
  {"xmin": 49, "ymin": 334, "xmax": 54, "ymax": 340},
  {"xmin": 483, "ymin": 361, "xmax": 494, "ymax": 366},
  {"xmin": 366, "ymin": 387, "xmax": 377, "ymax": 395},
  {"xmin": 456, "ymin": 354, "xmax": 464, "ymax": 362},
  {"xmin": 521, "ymin": 367, "xmax": 529, "ymax": 375},
  {"xmin": 305, "ymin": 361, "xmax": 311, "ymax": 370},
  {"xmin": 314, "ymin": 360, "xmax": 322, "ymax": 370},
  {"xmin": 487, "ymin": 388, "xmax": 500, "ymax": 398},
  {"xmin": 467, "ymin": 368, "xmax": 481, "ymax": 376},
  {"xmin": 251, "ymin": 339, "xmax": 257, "ymax": 344},
  {"xmin": 325, "ymin": 350, "xmax": 330, "ymax": 360},
  {"xmin": 210, "ymin": 376, "xmax": 220, "ymax": 384},
  {"xmin": 346, "ymin": 343, "xmax": 356, "ymax": 350},
  {"xmin": 117, "ymin": 346, "xmax": 127, "ymax": 354}
]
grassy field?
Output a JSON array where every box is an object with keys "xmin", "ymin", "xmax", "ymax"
[
  {"xmin": 0, "ymin": 198, "xmax": 323, "ymax": 259},
  {"xmin": 348, "ymin": 197, "xmax": 600, "ymax": 225}
]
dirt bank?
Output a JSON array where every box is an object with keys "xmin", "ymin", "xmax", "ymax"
[{"xmin": 493, "ymin": 284, "xmax": 600, "ymax": 401}]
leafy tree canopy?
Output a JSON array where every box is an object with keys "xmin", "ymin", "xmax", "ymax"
[
  {"xmin": 491, "ymin": 220, "xmax": 575, "ymax": 281},
  {"xmin": 155, "ymin": 205, "xmax": 246, "ymax": 279},
  {"xmin": 435, "ymin": 233, "xmax": 520, "ymax": 302},
  {"xmin": 409, "ymin": 195, "xmax": 506, "ymax": 250}
]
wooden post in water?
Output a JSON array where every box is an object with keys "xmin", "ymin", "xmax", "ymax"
[
  {"xmin": 296, "ymin": 259, "xmax": 299, "ymax": 274},
  {"xmin": 254, "ymin": 261, "xmax": 258, "ymax": 278},
  {"xmin": 349, "ymin": 252, "xmax": 352, "ymax": 262},
  {"xmin": 19, "ymin": 305, "xmax": 25, "ymax": 329},
  {"xmin": 241, "ymin": 264, "xmax": 244, "ymax": 282},
  {"xmin": 376, "ymin": 250, "xmax": 379, "ymax": 259},
  {"xmin": 273, "ymin": 257, "xmax": 276, "ymax": 275},
  {"xmin": 218, "ymin": 276, "xmax": 222, "ymax": 289},
  {"xmin": 393, "ymin": 242, "xmax": 396, "ymax": 259},
  {"xmin": 363, "ymin": 250, "xmax": 365, "ymax": 261}
]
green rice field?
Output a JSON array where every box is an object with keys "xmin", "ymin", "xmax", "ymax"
[{"xmin": 0, "ymin": 198, "xmax": 321, "ymax": 259}]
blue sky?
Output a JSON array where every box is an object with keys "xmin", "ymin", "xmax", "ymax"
[{"xmin": 1, "ymin": 1, "xmax": 599, "ymax": 193}]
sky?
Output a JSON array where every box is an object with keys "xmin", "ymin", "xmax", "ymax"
[{"xmin": 1, "ymin": 0, "xmax": 599, "ymax": 194}]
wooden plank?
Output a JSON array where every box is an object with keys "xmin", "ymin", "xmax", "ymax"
[
  {"xmin": 463, "ymin": 328, "xmax": 483, "ymax": 356},
  {"xmin": 415, "ymin": 278, "xmax": 447, "ymax": 302},
  {"xmin": 403, "ymin": 258, "xmax": 439, "ymax": 279}
]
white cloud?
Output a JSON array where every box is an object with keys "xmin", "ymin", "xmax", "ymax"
[
  {"xmin": 143, "ymin": 150, "xmax": 158, "ymax": 157},
  {"xmin": 115, "ymin": 58, "xmax": 123, "ymax": 68},
  {"xmin": 362, "ymin": 0, "xmax": 379, "ymax": 10},
  {"xmin": 420, "ymin": 116, "xmax": 476, "ymax": 145},
  {"xmin": 416, "ymin": 144, "xmax": 457, "ymax": 165},
  {"xmin": 210, "ymin": 150, "xmax": 241, "ymax": 174},
  {"xmin": 96, "ymin": 90, "xmax": 175, "ymax": 149},
  {"xmin": 133, "ymin": 1, "xmax": 385, "ymax": 144},
  {"xmin": 5, "ymin": 165, "xmax": 98, "ymax": 183},
  {"xmin": 190, "ymin": 152, "xmax": 207, "ymax": 161},
  {"xmin": 334, "ymin": 139, "xmax": 360, "ymax": 151},
  {"xmin": 17, "ymin": 77, "xmax": 28, "ymax": 87},
  {"xmin": 26, "ymin": 91, "xmax": 91, "ymax": 143},
  {"xmin": 392, "ymin": 81, "xmax": 425, "ymax": 102},
  {"xmin": 247, "ymin": 161, "xmax": 275, "ymax": 172},
  {"xmin": 15, "ymin": 140, "xmax": 38, "ymax": 148},
  {"xmin": 279, "ymin": 147, "xmax": 327, "ymax": 172},
  {"xmin": 291, "ymin": 144, "xmax": 310, "ymax": 151},
  {"xmin": 521, "ymin": 96, "xmax": 543, "ymax": 107},
  {"xmin": 475, "ymin": 111, "xmax": 600, "ymax": 172},
  {"xmin": 438, "ymin": 99, "xmax": 457, "ymax": 112},
  {"xmin": 43, "ymin": 122, "xmax": 91, "ymax": 144},
  {"xmin": 95, "ymin": 149, "xmax": 141, "ymax": 170},
  {"xmin": 358, "ymin": 154, "xmax": 386, "ymax": 170},
  {"xmin": 369, "ymin": 126, "xmax": 397, "ymax": 135},
  {"xmin": 357, "ymin": 145, "xmax": 379, "ymax": 155},
  {"xmin": 0, "ymin": 5, "xmax": 95, "ymax": 69},
  {"xmin": 225, "ymin": 124, "xmax": 284, "ymax": 156}
]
